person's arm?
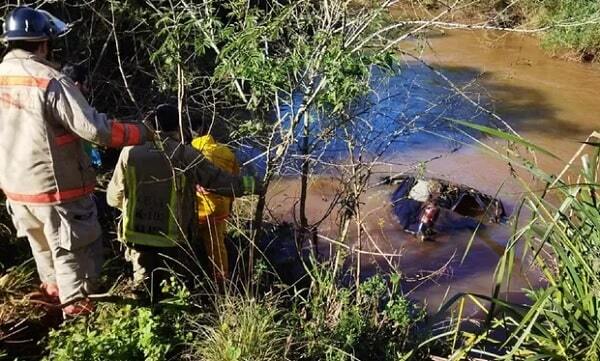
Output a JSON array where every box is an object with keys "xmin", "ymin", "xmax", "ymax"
[
  {"xmin": 44, "ymin": 76, "xmax": 149, "ymax": 148},
  {"xmin": 106, "ymin": 147, "xmax": 131, "ymax": 209},
  {"xmin": 182, "ymin": 145, "xmax": 259, "ymax": 197}
]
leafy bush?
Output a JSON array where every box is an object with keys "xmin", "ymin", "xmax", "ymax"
[
  {"xmin": 45, "ymin": 280, "xmax": 192, "ymax": 361},
  {"xmin": 522, "ymin": 0, "xmax": 600, "ymax": 60},
  {"xmin": 295, "ymin": 261, "xmax": 428, "ymax": 361},
  {"xmin": 46, "ymin": 306, "xmax": 164, "ymax": 361}
]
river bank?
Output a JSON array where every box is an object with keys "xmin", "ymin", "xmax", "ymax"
[{"xmin": 394, "ymin": 0, "xmax": 600, "ymax": 63}]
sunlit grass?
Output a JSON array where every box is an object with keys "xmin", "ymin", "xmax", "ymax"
[{"xmin": 425, "ymin": 127, "xmax": 600, "ymax": 360}]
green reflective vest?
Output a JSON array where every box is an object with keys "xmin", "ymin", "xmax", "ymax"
[{"xmin": 120, "ymin": 143, "xmax": 190, "ymax": 248}]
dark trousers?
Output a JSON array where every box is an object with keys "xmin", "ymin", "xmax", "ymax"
[{"xmin": 125, "ymin": 244, "xmax": 185, "ymax": 303}]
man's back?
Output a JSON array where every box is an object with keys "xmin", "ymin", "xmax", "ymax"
[
  {"xmin": 108, "ymin": 132, "xmax": 257, "ymax": 247},
  {"xmin": 110, "ymin": 140, "xmax": 194, "ymax": 247}
]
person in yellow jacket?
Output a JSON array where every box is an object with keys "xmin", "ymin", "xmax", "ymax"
[
  {"xmin": 107, "ymin": 105, "xmax": 259, "ymax": 301},
  {"xmin": 0, "ymin": 7, "xmax": 151, "ymax": 316},
  {"xmin": 192, "ymin": 130, "xmax": 240, "ymax": 284}
]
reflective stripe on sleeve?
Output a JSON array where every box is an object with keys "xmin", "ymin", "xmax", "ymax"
[
  {"xmin": 110, "ymin": 122, "xmax": 126, "ymax": 148},
  {"xmin": 110, "ymin": 122, "xmax": 142, "ymax": 148},
  {"xmin": 4, "ymin": 184, "xmax": 95, "ymax": 204},
  {"xmin": 127, "ymin": 123, "xmax": 141, "ymax": 145},
  {"xmin": 121, "ymin": 165, "xmax": 180, "ymax": 247},
  {"xmin": 0, "ymin": 76, "xmax": 50, "ymax": 88}
]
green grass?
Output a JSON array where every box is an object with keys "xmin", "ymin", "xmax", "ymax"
[
  {"xmin": 35, "ymin": 254, "xmax": 437, "ymax": 361},
  {"xmin": 192, "ymin": 294, "xmax": 290, "ymax": 361},
  {"xmin": 496, "ymin": 135, "xmax": 600, "ymax": 360},
  {"xmin": 424, "ymin": 126, "xmax": 600, "ymax": 359}
]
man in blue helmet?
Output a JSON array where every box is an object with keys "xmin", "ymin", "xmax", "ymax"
[{"xmin": 0, "ymin": 7, "xmax": 152, "ymax": 316}]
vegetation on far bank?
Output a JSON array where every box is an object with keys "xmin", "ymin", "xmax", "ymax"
[{"xmin": 405, "ymin": 0, "xmax": 600, "ymax": 62}]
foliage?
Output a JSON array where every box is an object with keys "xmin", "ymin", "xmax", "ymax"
[
  {"xmin": 521, "ymin": 0, "xmax": 600, "ymax": 60},
  {"xmin": 494, "ymin": 135, "xmax": 600, "ymax": 360},
  {"xmin": 192, "ymin": 294, "xmax": 289, "ymax": 361},
  {"xmin": 44, "ymin": 279, "xmax": 192, "ymax": 361},
  {"xmin": 293, "ymin": 259, "xmax": 429, "ymax": 361},
  {"xmin": 425, "ymin": 126, "xmax": 600, "ymax": 359}
]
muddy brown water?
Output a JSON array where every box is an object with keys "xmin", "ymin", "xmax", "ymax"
[{"xmin": 263, "ymin": 30, "xmax": 600, "ymax": 314}]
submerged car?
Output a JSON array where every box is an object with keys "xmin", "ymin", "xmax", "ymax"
[{"xmin": 385, "ymin": 175, "xmax": 506, "ymax": 240}]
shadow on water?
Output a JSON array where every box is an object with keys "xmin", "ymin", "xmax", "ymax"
[
  {"xmin": 471, "ymin": 71, "xmax": 584, "ymax": 136},
  {"xmin": 364, "ymin": 61, "xmax": 570, "ymax": 151}
]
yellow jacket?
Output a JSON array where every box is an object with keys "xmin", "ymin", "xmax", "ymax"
[{"xmin": 191, "ymin": 135, "xmax": 240, "ymax": 223}]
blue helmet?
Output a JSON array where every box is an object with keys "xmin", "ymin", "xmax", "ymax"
[{"xmin": 2, "ymin": 7, "xmax": 69, "ymax": 42}]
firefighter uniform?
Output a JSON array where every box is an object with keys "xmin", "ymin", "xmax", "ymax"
[
  {"xmin": 107, "ymin": 136, "xmax": 256, "ymax": 298},
  {"xmin": 192, "ymin": 135, "xmax": 239, "ymax": 281},
  {"xmin": 0, "ymin": 49, "xmax": 148, "ymax": 304}
]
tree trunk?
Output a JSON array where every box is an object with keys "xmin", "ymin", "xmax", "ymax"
[{"xmin": 299, "ymin": 113, "xmax": 311, "ymax": 252}]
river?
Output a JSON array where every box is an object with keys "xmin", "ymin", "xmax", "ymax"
[{"xmin": 262, "ymin": 29, "xmax": 600, "ymax": 314}]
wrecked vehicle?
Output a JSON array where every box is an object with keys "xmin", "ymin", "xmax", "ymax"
[{"xmin": 385, "ymin": 175, "xmax": 506, "ymax": 241}]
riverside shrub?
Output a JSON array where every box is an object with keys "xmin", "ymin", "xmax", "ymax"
[
  {"xmin": 523, "ymin": 0, "xmax": 600, "ymax": 60},
  {"xmin": 45, "ymin": 279, "xmax": 192, "ymax": 361}
]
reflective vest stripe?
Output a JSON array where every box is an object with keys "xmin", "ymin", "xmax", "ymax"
[
  {"xmin": 4, "ymin": 183, "xmax": 95, "ymax": 204},
  {"xmin": 122, "ymin": 229, "xmax": 178, "ymax": 248},
  {"xmin": 0, "ymin": 76, "xmax": 50, "ymax": 88},
  {"xmin": 122, "ymin": 165, "xmax": 137, "ymax": 242}
]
